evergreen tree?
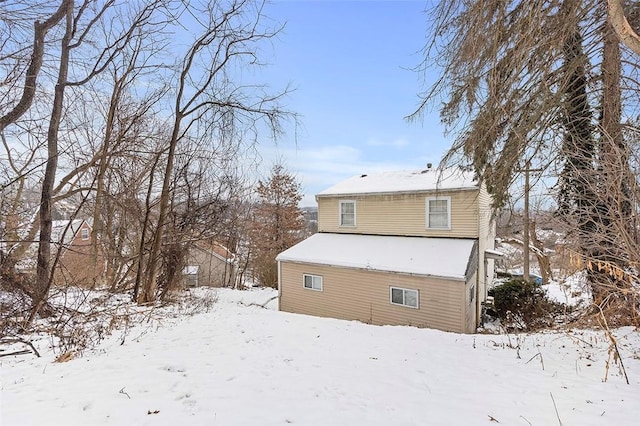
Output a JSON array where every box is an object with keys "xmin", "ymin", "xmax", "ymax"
[
  {"xmin": 556, "ymin": 14, "xmax": 597, "ymax": 241},
  {"xmin": 415, "ymin": 0, "xmax": 640, "ymax": 322},
  {"xmin": 249, "ymin": 164, "xmax": 305, "ymax": 288}
]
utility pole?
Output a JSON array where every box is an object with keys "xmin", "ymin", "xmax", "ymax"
[
  {"xmin": 523, "ymin": 160, "xmax": 531, "ymax": 282},
  {"xmin": 517, "ymin": 159, "xmax": 542, "ymax": 282}
]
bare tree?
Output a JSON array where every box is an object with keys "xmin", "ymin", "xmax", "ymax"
[
  {"xmin": 136, "ymin": 0, "xmax": 292, "ymax": 304},
  {"xmin": 0, "ymin": 1, "xmax": 72, "ymax": 281},
  {"xmin": 1, "ymin": 0, "xmax": 294, "ymax": 318},
  {"xmin": 87, "ymin": 7, "xmax": 170, "ymax": 287},
  {"xmin": 32, "ymin": 0, "xmax": 75, "ymax": 324},
  {"xmin": 153, "ymin": 139, "xmax": 254, "ymax": 297},
  {"xmin": 0, "ymin": 1, "xmax": 173, "ymax": 323},
  {"xmin": 30, "ymin": 0, "xmax": 170, "ymax": 321}
]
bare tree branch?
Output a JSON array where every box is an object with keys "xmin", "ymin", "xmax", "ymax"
[
  {"xmin": 0, "ymin": 0, "xmax": 73, "ymax": 131},
  {"xmin": 608, "ymin": 0, "xmax": 640, "ymax": 55}
]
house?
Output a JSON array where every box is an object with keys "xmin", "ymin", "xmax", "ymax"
[
  {"xmin": 182, "ymin": 241, "xmax": 237, "ymax": 287},
  {"xmin": 276, "ymin": 168, "xmax": 496, "ymax": 333},
  {"xmin": 51, "ymin": 219, "xmax": 105, "ymax": 286}
]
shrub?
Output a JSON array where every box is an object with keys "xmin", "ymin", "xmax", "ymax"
[{"xmin": 488, "ymin": 278, "xmax": 562, "ymax": 330}]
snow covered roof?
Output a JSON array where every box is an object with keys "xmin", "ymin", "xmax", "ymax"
[
  {"xmin": 277, "ymin": 233, "xmax": 476, "ymax": 281},
  {"xmin": 51, "ymin": 219, "xmax": 88, "ymax": 245},
  {"xmin": 193, "ymin": 241, "xmax": 236, "ymax": 263},
  {"xmin": 183, "ymin": 265, "xmax": 199, "ymax": 275},
  {"xmin": 316, "ymin": 168, "xmax": 477, "ymax": 198}
]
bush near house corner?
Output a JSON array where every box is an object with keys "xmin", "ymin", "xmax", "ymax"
[{"xmin": 488, "ymin": 278, "xmax": 564, "ymax": 330}]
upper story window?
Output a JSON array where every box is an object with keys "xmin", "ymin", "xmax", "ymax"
[
  {"xmin": 81, "ymin": 228, "xmax": 90, "ymax": 240},
  {"xmin": 426, "ymin": 196, "xmax": 451, "ymax": 230},
  {"xmin": 339, "ymin": 200, "xmax": 356, "ymax": 227}
]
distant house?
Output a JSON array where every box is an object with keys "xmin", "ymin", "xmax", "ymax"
[
  {"xmin": 182, "ymin": 241, "xmax": 237, "ymax": 288},
  {"xmin": 51, "ymin": 219, "xmax": 105, "ymax": 286},
  {"xmin": 276, "ymin": 168, "xmax": 497, "ymax": 333}
]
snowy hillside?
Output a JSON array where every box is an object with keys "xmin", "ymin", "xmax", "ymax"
[{"xmin": 2, "ymin": 288, "xmax": 639, "ymax": 425}]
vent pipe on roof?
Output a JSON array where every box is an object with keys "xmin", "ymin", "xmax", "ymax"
[{"xmin": 421, "ymin": 163, "xmax": 433, "ymax": 174}]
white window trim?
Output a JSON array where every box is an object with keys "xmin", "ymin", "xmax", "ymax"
[
  {"xmin": 303, "ymin": 274, "xmax": 323, "ymax": 291},
  {"xmin": 426, "ymin": 196, "xmax": 451, "ymax": 230},
  {"xmin": 182, "ymin": 265, "xmax": 199, "ymax": 287},
  {"xmin": 339, "ymin": 199, "xmax": 356, "ymax": 227},
  {"xmin": 390, "ymin": 286, "xmax": 419, "ymax": 309},
  {"xmin": 81, "ymin": 228, "xmax": 90, "ymax": 240}
]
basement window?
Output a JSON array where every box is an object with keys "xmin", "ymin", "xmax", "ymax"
[
  {"xmin": 303, "ymin": 274, "xmax": 323, "ymax": 291},
  {"xmin": 390, "ymin": 287, "xmax": 419, "ymax": 309}
]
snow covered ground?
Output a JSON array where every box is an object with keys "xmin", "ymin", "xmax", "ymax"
[
  {"xmin": 543, "ymin": 271, "xmax": 592, "ymax": 307},
  {"xmin": 2, "ymin": 287, "xmax": 639, "ymax": 425}
]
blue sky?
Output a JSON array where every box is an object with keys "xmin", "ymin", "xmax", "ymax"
[{"xmin": 257, "ymin": 0, "xmax": 449, "ymax": 206}]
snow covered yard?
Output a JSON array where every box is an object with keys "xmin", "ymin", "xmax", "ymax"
[{"xmin": 1, "ymin": 288, "xmax": 639, "ymax": 425}]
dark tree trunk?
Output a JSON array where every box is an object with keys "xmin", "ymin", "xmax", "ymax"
[{"xmin": 29, "ymin": 1, "xmax": 74, "ymax": 325}]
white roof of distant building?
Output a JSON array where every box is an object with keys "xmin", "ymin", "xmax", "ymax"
[
  {"xmin": 51, "ymin": 219, "xmax": 87, "ymax": 245},
  {"xmin": 316, "ymin": 168, "xmax": 477, "ymax": 198},
  {"xmin": 277, "ymin": 233, "xmax": 476, "ymax": 281},
  {"xmin": 183, "ymin": 265, "xmax": 199, "ymax": 275}
]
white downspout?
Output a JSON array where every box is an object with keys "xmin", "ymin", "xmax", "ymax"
[{"xmin": 277, "ymin": 260, "xmax": 282, "ymax": 306}]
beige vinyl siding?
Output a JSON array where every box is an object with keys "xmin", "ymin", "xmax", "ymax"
[
  {"xmin": 476, "ymin": 183, "xmax": 496, "ymax": 322},
  {"xmin": 465, "ymin": 271, "xmax": 478, "ymax": 332},
  {"xmin": 185, "ymin": 246, "xmax": 236, "ymax": 287},
  {"xmin": 279, "ymin": 261, "xmax": 471, "ymax": 333},
  {"xmin": 317, "ymin": 190, "xmax": 480, "ymax": 238}
]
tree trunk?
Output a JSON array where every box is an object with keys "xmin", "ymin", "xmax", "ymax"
[
  {"xmin": 590, "ymin": 16, "xmax": 634, "ymax": 310},
  {"xmin": 133, "ymin": 150, "xmax": 162, "ymax": 302},
  {"xmin": 138, "ymin": 113, "xmax": 182, "ymax": 304},
  {"xmin": 529, "ymin": 221, "xmax": 553, "ymax": 284},
  {"xmin": 29, "ymin": 1, "xmax": 74, "ymax": 324},
  {"xmin": 608, "ymin": 0, "xmax": 640, "ymax": 55},
  {"xmin": 91, "ymin": 76, "xmax": 124, "ymax": 288}
]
